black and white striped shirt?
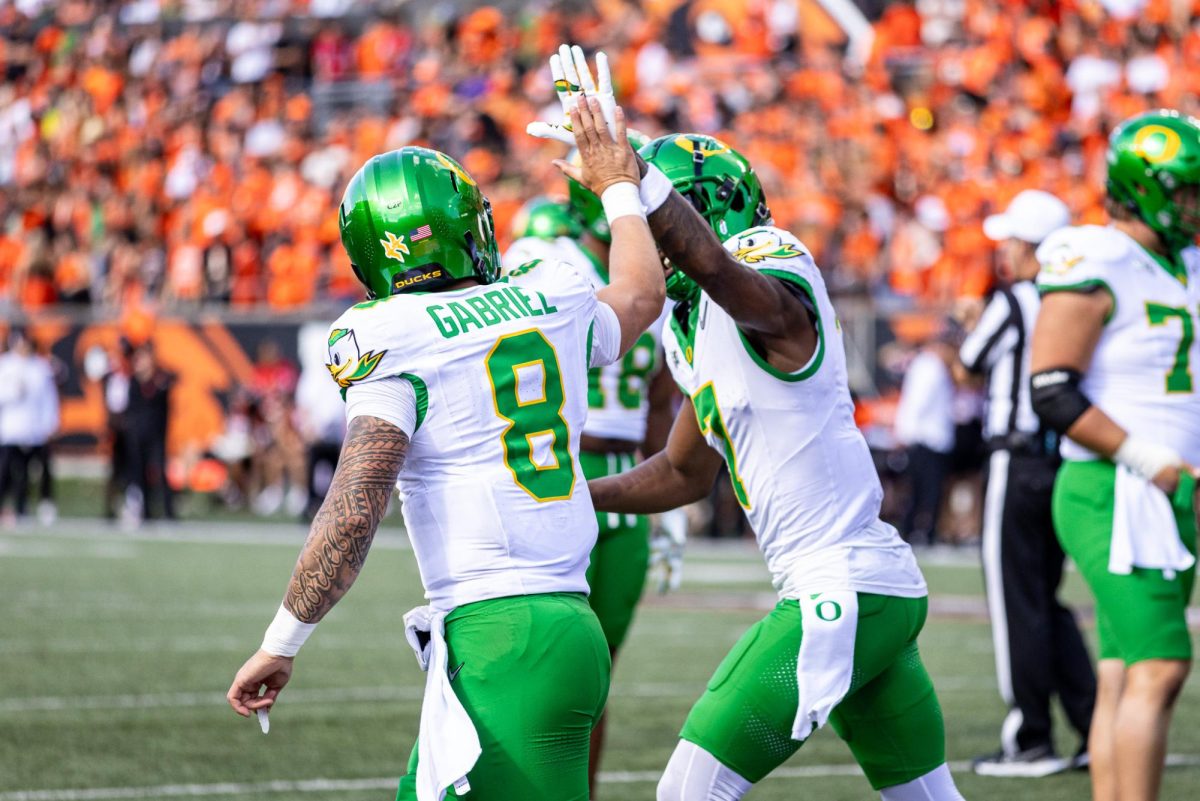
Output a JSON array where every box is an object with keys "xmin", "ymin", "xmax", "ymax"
[{"xmin": 959, "ymin": 281, "xmax": 1041, "ymax": 440}]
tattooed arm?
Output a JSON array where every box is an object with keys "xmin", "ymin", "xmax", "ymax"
[
  {"xmin": 283, "ymin": 415, "xmax": 408, "ymax": 621},
  {"xmin": 226, "ymin": 415, "xmax": 408, "ymax": 717},
  {"xmin": 638, "ymin": 157, "xmax": 817, "ymax": 372}
]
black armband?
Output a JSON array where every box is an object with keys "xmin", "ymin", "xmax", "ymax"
[{"xmin": 1030, "ymin": 367, "xmax": 1092, "ymax": 434}]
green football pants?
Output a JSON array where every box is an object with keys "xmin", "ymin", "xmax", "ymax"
[
  {"xmin": 1052, "ymin": 460, "xmax": 1197, "ymax": 664},
  {"xmin": 679, "ymin": 593, "xmax": 946, "ymax": 790},
  {"xmin": 580, "ymin": 449, "xmax": 651, "ymax": 652},
  {"xmin": 396, "ymin": 593, "xmax": 610, "ymax": 801}
]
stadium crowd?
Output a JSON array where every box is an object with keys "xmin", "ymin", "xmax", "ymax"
[{"xmin": 2, "ymin": 0, "xmax": 1200, "ymax": 312}]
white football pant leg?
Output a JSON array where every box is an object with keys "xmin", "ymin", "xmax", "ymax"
[
  {"xmin": 656, "ymin": 740, "xmax": 752, "ymax": 801},
  {"xmin": 879, "ymin": 764, "xmax": 966, "ymax": 801}
]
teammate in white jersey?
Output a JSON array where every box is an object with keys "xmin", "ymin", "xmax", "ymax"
[
  {"xmin": 504, "ymin": 188, "xmax": 677, "ymax": 791},
  {"xmin": 227, "ymin": 89, "xmax": 666, "ymax": 801},
  {"xmin": 544, "ymin": 122, "xmax": 965, "ymax": 800},
  {"xmin": 1029, "ymin": 110, "xmax": 1200, "ymax": 801}
]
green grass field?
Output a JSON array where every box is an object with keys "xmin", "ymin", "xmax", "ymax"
[{"xmin": 3, "ymin": 520, "xmax": 1199, "ymax": 801}]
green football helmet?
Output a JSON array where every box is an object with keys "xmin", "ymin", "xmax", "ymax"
[
  {"xmin": 640, "ymin": 133, "xmax": 771, "ymax": 302},
  {"xmin": 339, "ymin": 147, "xmax": 500, "ymax": 299},
  {"xmin": 566, "ymin": 129, "xmax": 651, "ymax": 244},
  {"xmin": 511, "ymin": 196, "xmax": 584, "ymax": 241},
  {"xmin": 1107, "ymin": 110, "xmax": 1200, "ymax": 255}
]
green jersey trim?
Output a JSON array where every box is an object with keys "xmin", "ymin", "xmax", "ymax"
[
  {"xmin": 399, "ymin": 372, "xmax": 429, "ymax": 432},
  {"xmin": 586, "ymin": 320, "xmax": 595, "ymax": 365},
  {"xmin": 1038, "ymin": 278, "xmax": 1117, "ymax": 323},
  {"xmin": 736, "ymin": 269, "xmax": 825, "ymax": 382}
]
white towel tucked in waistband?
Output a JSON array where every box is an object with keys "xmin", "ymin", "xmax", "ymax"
[
  {"xmin": 402, "ymin": 605, "xmax": 482, "ymax": 801},
  {"xmin": 792, "ymin": 590, "xmax": 858, "ymax": 742},
  {"xmin": 1110, "ymin": 465, "xmax": 1194, "ymax": 580}
]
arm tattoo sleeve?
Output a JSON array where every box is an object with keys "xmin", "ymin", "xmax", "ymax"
[{"xmin": 283, "ymin": 415, "xmax": 409, "ymax": 623}]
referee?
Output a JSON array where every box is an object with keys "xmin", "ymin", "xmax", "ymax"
[{"xmin": 960, "ymin": 190, "xmax": 1096, "ymax": 777}]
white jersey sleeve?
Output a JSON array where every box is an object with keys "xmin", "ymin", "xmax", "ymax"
[
  {"xmin": 344, "ymin": 376, "xmax": 418, "ymax": 435},
  {"xmin": 1035, "ymin": 225, "xmax": 1128, "ymax": 296},
  {"xmin": 589, "ymin": 301, "xmax": 621, "ymax": 368}
]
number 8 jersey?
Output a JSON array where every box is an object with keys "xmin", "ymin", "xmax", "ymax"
[
  {"xmin": 1036, "ymin": 225, "xmax": 1200, "ymax": 464},
  {"xmin": 326, "ymin": 261, "xmax": 622, "ymax": 611}
]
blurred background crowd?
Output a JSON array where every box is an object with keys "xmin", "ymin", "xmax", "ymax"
[
  {"xmin": 3, "ymin": 0, "xmax": 1199, "ymax": 310},
  {"xmin": 3, "ymin": 0, "xmax": 1199, "ymax": 537}
]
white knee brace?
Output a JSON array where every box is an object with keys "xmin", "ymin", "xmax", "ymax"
[
  {"xmin": 879, "ymin": 764, "xmax": 966, "ymax": 801},
  {"xmin": 656, "ymin": 740, "xmax": 753, "ymax": 801}
]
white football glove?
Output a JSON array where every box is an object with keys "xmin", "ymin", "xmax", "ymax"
[
  {"xmin": 649, "ymin": 508, "xmax": 688, "ymax": 594},
  {"xmin": 526, "ymin": 43, "xmax": 617, "ymax": 146}
]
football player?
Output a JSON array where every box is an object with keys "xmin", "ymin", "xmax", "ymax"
[
  {"xmin": 1030, "ymin": 110, "xmax": 1200, "ymax": 801},
  {"xmin": 530, "ymin": 52, "xmax": 964, "ymax": 798},
  {"xmin": 508, "ymin": 114, "xmax": 679, "ymax": 792},
  {"xmin": 226, "ymin": 91, "xmax": 665, "ymax": 801}
]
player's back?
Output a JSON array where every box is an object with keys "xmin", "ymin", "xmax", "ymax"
[{"xmin": 327, "ymin": 262, "xmax": 616, "ymax": 610}]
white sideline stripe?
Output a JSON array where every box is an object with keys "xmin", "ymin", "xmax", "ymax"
[
  {"xmin": 0, "ymin": 676, "xmax": 1006, "ymax": 714},
  {"xmin": 0, "ymin": 682, "xmax": 710, "ymax": 713},
  {"xmin": 7, "ymin": 758, "xmax": 1200, "ymax": 800},
  {"xmin": 0, "ymin": 678, "xmax": 1003, "ymax": 714}
]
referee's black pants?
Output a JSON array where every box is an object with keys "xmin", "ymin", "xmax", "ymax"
[{"xmin": 982, "ymin": 449, "xmax": 1096, "ymax": 754}]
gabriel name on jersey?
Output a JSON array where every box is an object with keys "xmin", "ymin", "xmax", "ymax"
[
  {"xmin": 662, "ymin": 226, "xmax": 927, "ymax": 599},
  {"xmin": 425, "ymin": 279, "xmax": 560, "ymax": 339}
]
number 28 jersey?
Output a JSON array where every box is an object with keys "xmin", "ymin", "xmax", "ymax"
[
  {"xmin": 326, "ymin": 262, "xmax": 621, "ymax": 611},
  {"xmin": 1036, "ymin": 225, "xmax": 1200, "ymax": 464}
]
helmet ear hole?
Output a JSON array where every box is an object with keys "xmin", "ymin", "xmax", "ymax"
[{"xmin": 729, "ymin": 190, "xmax": 745, "ymax": 213}]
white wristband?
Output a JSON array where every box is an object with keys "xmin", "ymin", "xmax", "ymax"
[
  {"xmin": 261, "ymin": 604, "xmax": 317, "ymax": 657},
  {"xmin": 1114, "ymin": 436, "xmax": 1182, "ymax": 482},
  {"xmin": 638, "ymin": 164, "xmax": 673, "ymax": 215},
  {"xmin": 601, "ymin": 181, "xmax": 645, "ymax": 225}
]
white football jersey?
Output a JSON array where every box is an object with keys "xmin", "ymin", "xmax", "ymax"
[
  {"xmin": 326, "ymin": 262, "xmax": 621, "ymax": 611},
  {"xmin": 1036, "ymin": 225, "xmax": 1200, "ymax": 463},
  {"xmin": 661, "ymin": 226, "xmax": 926, "ymax": 598},
  {"xmin": 504, "ymin": 235, "xmax": 666, "ymax": 444}
]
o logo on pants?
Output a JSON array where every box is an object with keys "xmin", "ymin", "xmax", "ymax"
[{"xmin": 815, "ymin": 600, "xmax": 842, "ymax": 622}]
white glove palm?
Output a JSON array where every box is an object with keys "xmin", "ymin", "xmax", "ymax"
[{"xmin": 527, "ymin": 44, "xmax": 617, "ymax": 146}]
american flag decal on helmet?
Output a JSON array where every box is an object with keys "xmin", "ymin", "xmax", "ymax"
[{"xmin": 410, "ymin": 224, "xmax": 433, "ymax": 241}]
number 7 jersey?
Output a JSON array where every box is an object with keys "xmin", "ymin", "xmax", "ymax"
[
  {"xmin": 1036, "ymin": 225, "xmax": 1200, "ymax": 463},
  {"xmin": 660, "ymin": 226, "xmax": 926, "ymax": 599},
  {"xmin": 326, "ymin": 261, "xmax": 621, "ymax": 611}
]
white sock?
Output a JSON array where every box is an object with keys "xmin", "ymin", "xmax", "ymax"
[
  {"xmin": 880, "ymin": 764, "xmax": 966, "ymax": 801},
  {"xmin": 657, "ymin": 740, "xmax": 752, "ymax": 801}
]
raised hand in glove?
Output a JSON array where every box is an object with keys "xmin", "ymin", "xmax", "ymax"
[{"xmin": 527, "ymin": 43, "xmax": 617, "ymax": 146}]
